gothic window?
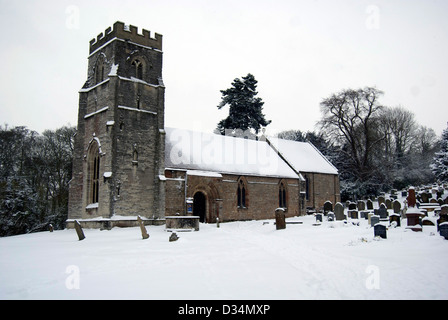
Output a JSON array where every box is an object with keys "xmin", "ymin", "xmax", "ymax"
[
  {"xmin": 131, "ymin": 59, "xmax": 144, "ymax": 80},
  {"xmin": 279, "ymin": 182, "xmax": 287, "ymax": 208},
  {"xmin": 95, "ymin": 55, "xmax": 106, "ymax": 84},
  {"xmin": 87, "ymin": 141, "xmax": 100, "ymax": 204},
  {"xmin": 237, "ymin": 178, "xmax": 247, "ymax": 208}
]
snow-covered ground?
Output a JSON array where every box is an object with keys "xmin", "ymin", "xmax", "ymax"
[{"xmin": 1, "ymin": 207, "xmax": 447, "ymax": 300}]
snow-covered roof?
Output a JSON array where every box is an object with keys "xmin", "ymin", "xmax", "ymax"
[
  {"xmin": 165, "ymin": 127, "xmax": 298, "ymax": 179},
  {"xmin": 267, "ymin": 137, "xmax": 338, "ymax": 175}
]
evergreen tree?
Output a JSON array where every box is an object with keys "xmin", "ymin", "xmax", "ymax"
[
  {"xmin": 216, "ymin": 73, "xmax": 271, "ymax": 135},
  {"xmin": 431, "ymin": 123, "xmax": 448, "ymax": 182}
]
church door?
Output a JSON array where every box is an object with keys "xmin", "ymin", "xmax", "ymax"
[{"xmin": 193, "ymin": 192, "xmax": 207, "ymax": 223}]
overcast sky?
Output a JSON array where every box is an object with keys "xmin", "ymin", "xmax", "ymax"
[{"xmin": 1, "ymin": 0, "xmax": 447, "ymax": 137}]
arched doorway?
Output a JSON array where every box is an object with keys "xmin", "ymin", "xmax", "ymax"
[{"xmin": 193, "ymin": 192, "xmax": 207, "ymax": 223}]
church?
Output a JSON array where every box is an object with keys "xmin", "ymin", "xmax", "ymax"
[{"xmin": 67, "ymin": 22, "xmax": 340, "ymax": 229}]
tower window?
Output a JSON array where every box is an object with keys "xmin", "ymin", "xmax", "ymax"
[
  {"xmin": 95, "ymin": 55, "xmax": 106, "ymax": 84},
  {"xmin": 132, "ymin": 59, "xmax": 144, "ymax": 80},
  {"xmin": 87, "ymin": 141, "xmax": 100, "ymax": 204}
]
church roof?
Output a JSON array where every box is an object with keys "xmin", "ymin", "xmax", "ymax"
[
  {"xmin": 164, "ymin": 127, "xmax": 299, "ymax": 179},
  {"xmin": 267, "ymin": 137, "xmax": 338, "ymax": 175}
]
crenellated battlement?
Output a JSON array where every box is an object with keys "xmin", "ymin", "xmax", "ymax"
[{"xmin": 89, "ymin": 21, "xmax": 162, "ymax": 54}]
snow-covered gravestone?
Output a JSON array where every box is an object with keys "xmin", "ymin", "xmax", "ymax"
[
  {"xmin": 275, "ymin": 208, "xmax": 286, "ymax": 230},
  {"xmin": 74, "ymin": 220, "xmax": 85, "ymax": 241},
  {"xmin": 367, "ymin": 199, "xmax": 374, "ymax": 210},
  {"xmin": 323, "ymin": 201, "xmax": 333, "ymax": 214},
  {"xmin": 393, "ymin": 199, "xmax": 401, "ymax": 214},
  {"xmin": 334, "ymin": 202, "xmax": 345, "ymax": 221},
  {"xmin": 439, "ymin": 223, "xmax": 448, "ymax": 240},
  {"xmin": 376, "ymin": 203, "xmax": 388, "ymax": 221},
  {"xmin": 374, "ymin": 223, "xmax": 387, "ymax": 239},
  {"xmin": 137, "ymin": 215, "xmax": 149, "ymax": 240}
]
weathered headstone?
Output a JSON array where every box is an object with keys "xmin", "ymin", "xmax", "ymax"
[
  {"xmin": 323, "ymin": 201, "xmax": 333, "ymax": 214},
  {"xmin": 378, "ymin": 196, "xmax": 386, "ymax": 206},
  {"xmin": 367, "ymin": 199, "xmax": 374, "ymax": 210},
  {"xmin": 376, "ymin": 203, "xmax": 388, "ymax": 220},
  {"xmin": 441, "ymin": 204, "xmax": 448, "ymax": 215},
  {"xmin": 348, "ymin": 202, "xmax": 357, "ymax": 210},
  {"xmin": 49, "ymin": 224, "xmax": 54, "ymax": 232},
  {"xmin": 169, "ymin": 232, "xmax": 179, "ymax": 242},
  {"xmin": 393, "ymin": 199, "xmax": 401, "ymax": 214},
  {"xmin": 405, "ymin": 207, "xmax": 425, "ymax": 232},
  {"xmin": 74, "ymin": 220, "xmax": 85, "ymax": 241},
  {"xmin": 374, "ymin": 223, "xmax": 387, "ymax": 239},
  {"xmin": 327, "ymin": 212, "xmax": 335, "ymax": 221},
  {"xmin": 357, "ymin": 200, "xmax": 366, "ymax": 211},
  {"xmin": 370, "ymin": 215, "xmax": 380, "ymax": 227},
  {"xmin": 389, "ymin": 214, "xmax": 401, "ymax": 227},
  {"xmin": 385, "ymin": 199, "xmax": 392, "ymax": 210},
  {"xmin": 440, "ymin": 223, "xmax": 448, "ymax": 240},
  {"xmin": 275, "ymin": 208, "xmax": 286, "ymax": 230},
  {"xmin": 334, "ymin": 202, "xmax": 345, "ymax": 221},
  {"xmin": 349, "ymin": 210, "xmax": 358, "ymax": 219},
  {"xmin": 407, "ymin": 188, "xmax": 416, "ymax": 207},
  {"xmin": 137, "ymin": 215, "xmax": 149, "ymax": 239},
  {"xmin": 315, "ymin": 213, "xmax": 323, "ymax": 222},
  {"xmin": 421, "ymin": 192, "xmax": 430, "ymax": 203}
]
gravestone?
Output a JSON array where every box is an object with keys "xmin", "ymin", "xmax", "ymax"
[
  {"xmin": 169, "ymin": 232, "xmax": 179, "ymax": 242},
  {"xmin": 407, "ymin": 188, "xmax": 416, "ymax": 207},
  {"xmin": 49, "ymin": 224, "xmax": 54, "ymax": 233},
  {"xmin": 323, "ymin": 201, "xmax": 333, "ymax": 214},
  {"xmin": 315, "ymin": 213, "xmax": 323, "ymax": 222},
  {"xmin": 275, "ymin": 208, "xmax": 286, "ymax": 230},
  {"xmin": 74, "ymin": 220, "xmax": 85, "ymax": 241},
  {"xmin": 374, "ymin": 224, "xmax": 387, "ymax": 239},
  {"xmin": 385, "ymin": 199, "xmax": 392, "ymax": 209},
  {"xmin": 137, "ymin": 215, "xmax": 150, "ymax": 239},
  {"xmin": 421, "ymin": 192, "xmax": 430, "ymax": 203},
  {"xmin": 357, "ymin": 200, "xmax": 366, "ymax": 211},
  {"xmin": 440, "ymin": 223, "xmax": 448, "ymax": 240},
  {"xmin": 348, "ymin": 202, "xmax": 357, "ymax": 210},
  {"xmin": 406, "ymin": 207, "xmax": 425, "ymax": 232},
  {"xmin": 378, "ymin": 196, "xmax": 386, "ymax": 206},
  {"xmin": 389, "ymin": 214, "xmax": 401, "ymax": 227},
  {"xmin": 376, "ymin": 203, "xmax": 388, "ymax": 220},
  {"xmin": 393, "ymin": 200, "xmax": 401, "ymax": 214},
  {"xmin": 349, "ymin": 210, "xmax": 358, "ymax": 219},
  {"xmin": 441, "ymin": 204, "xmax": 448, "ymax": 215},
  {"xmin": 327, "ymin": 212, "xmax": 335, "ymax": 221},
  {"xmin": 367, "ymin": 199, "xmax": 374, "ymax": 210},
  {"xmin": 334, "ymin": 202, "xmax": 345, "ymax": 221},
  {"xmin": 370, "ymin": 215, "xmax": 380, "ymax": 227}
]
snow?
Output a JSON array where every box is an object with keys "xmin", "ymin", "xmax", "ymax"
[
  {"xmin": 165, "ymin": 127, "xmax": 298, "ymax": 179},
  {"xmin": 267, "ymin": 137, "xmax": 338, "ymax": 175},
  {"xmin": 1, "ymin": 210, "xmax": 447, "ymax": 300}
]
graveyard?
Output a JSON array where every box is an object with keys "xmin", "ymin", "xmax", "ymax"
[{"xmin": 1, "ymin": 186, "xmax": 448, "ymax": 300}]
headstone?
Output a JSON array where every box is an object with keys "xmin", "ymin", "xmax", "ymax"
[
  {"xmin": 393, "ymin": 200, "xmax": 401, "ymax": 214},
  {"xmin": 349, "ymin": 210, "xmax": 358, "ymax": 219},
  {"xmin": 348, "ymin": 202, "xmax": 357, "ymax": 210},
  {"xmin": 421, "ymin": 192, "xmax": 430, "ymax": 203},
  {"xmin": 378, "ymin": 196, "xmax": 386, "ymax": 206},
  {"xmin": 385, "ymin": 199, "xmax": 392, "ymax": 209},
  {"xmin": 422, "ymin": 218, "xmax": 435, "ymax": 226},
  {"xmin": 407, "ymin": 188, "xmax": 416, "ymax": 207},
  {"xmin": 327, "ymin": 212, "xmax": 335, "ymax": 221},
  {"xmin": 323, "ymin": 201, "xmax": 333, "ymax": 214},
  {"xmin": 169, "ymin": 232, "xmax": 179, "ymax": 242},
  {"xmin": 357, "ymin": 200, "xmax": 366, "ymax": 211},
  {"xmin": 137, "ymin": 215, "xmax": 150, "ymax": 239},
  {"xmin": 406, "ymin": 207, "xmax": 425, "ymax": 232},
  {"xmin": 370, "ymin": 215, "xmax": 380, "ymax": 227},
  {"xmin": 334, "ymin": 202, "xmax": 345, "ymax": 221},
  {"xmin": 367, "ymin": 199, "xmax": 374, "ymax": 210},
  {"xmin": 401, "ymin": 191, "xmax": 407, "ymax": 197},
  {"xmin": 374, "ymin": 224, "xmax": 387, "ymax": 239},
  {"xmin": 440, "ymin": 223, "xmax": 448, "ymax": 240},
  {"xmin": 376, "ymin": 203, "xmax": 388, "ymax": 220},
  {"xmin": 315, "ymin": 213, "xmax": 323, "ymax": 222},
  {"xmin": 49, "ymin": 224, "xmax": 54, "ymax": 232},
  {"xmin": 74, "ymin": 220, "xmax": 85, "ymax": 241},
  {"xmin": 275, "ymin": 208, "xmax": 286, "ymax": 230},
  {"xmin": 441, "ymin": 204, "xmax": 448, "ymax": 215},
  {"xmin": 389, "ymin": 214, "xmax": 401, "ymax": 227}
]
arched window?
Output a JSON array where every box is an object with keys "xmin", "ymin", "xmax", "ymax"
[
  {"xmin": 279, "ymin": 181, "xmax": 287, "ymax": 208},
  {"xmin": 237, "ymin": 178, "xmax": 247, "ymax": 208},
  {"xmin": 131, "ymin": 59, "xmax": 144, "ymax": 80},
  {"xmin": 87, "ymin": 141, "xmax": 100, "ymax": 204},
  {"xmin": 95, "ymin": 55, "xmax": 106, "ymax": 84}
]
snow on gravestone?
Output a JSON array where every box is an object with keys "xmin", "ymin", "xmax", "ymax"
[
  {"xmin": 74, "ymin": 220, "xmax": 85, "ymax": 241},
  {"xmin": 275, "ymin": 208, "xmax": 286, "ymax": 230},
  {"xmin": 137, "ymin": 216, "xmax": 149, "ymax": 240},
  {"xmin": 334, "ymin": 202, "xmax": 345, "ymax": 221},
  {"xmin": 374, "ymin": 223, "xmax": 387, "ymax": 239}
]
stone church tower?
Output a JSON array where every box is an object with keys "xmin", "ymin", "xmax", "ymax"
[{"xmin": 68, "ymin": 22, "xmax": 166, "ymax": 226}]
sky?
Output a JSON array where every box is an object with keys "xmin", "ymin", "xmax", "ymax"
[{"xmin": 0, "ymin": 0, "xmax": 447, "ymax": 137}]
